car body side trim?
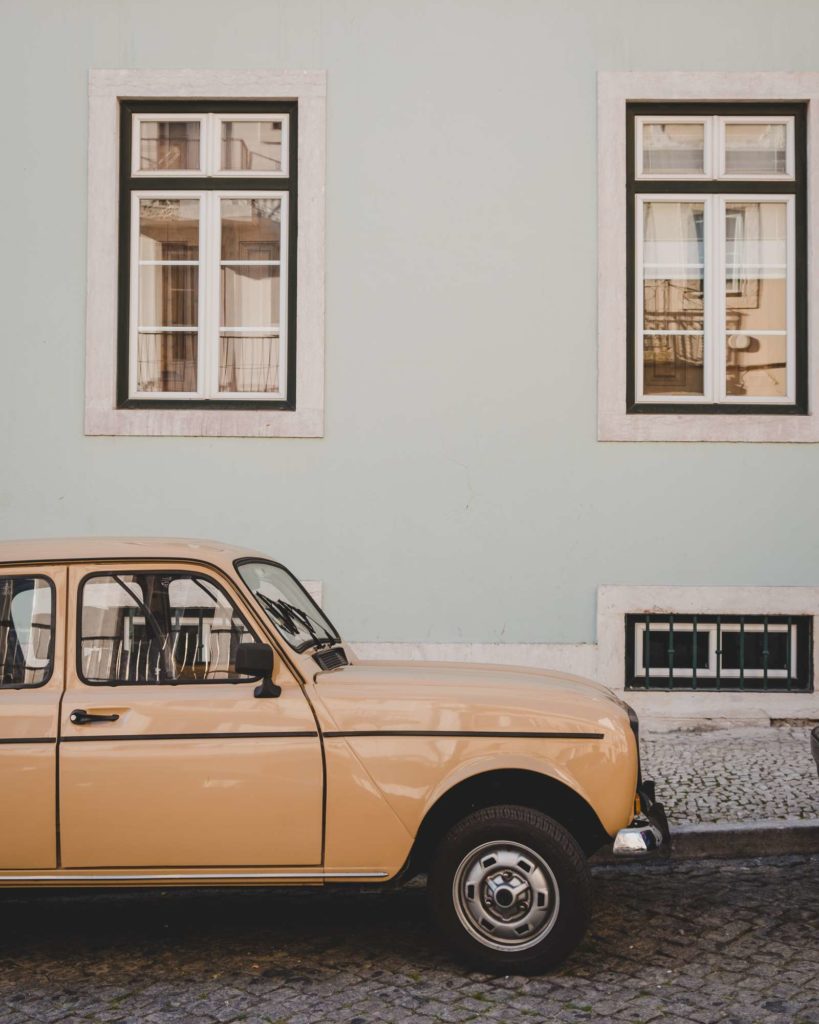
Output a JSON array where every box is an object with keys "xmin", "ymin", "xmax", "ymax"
[
  {"xmin": 60, "ymin": 731, "xmax": 319, "ymax": 742},
  {"xmin": 322, "ymin": 730, "xmax": 605, "ymax": 740},
  {"xmin": 0, "ymin": 870, "xmax": 389, "ymax": 883},
  {"xmin": 0, "ymin": 736, "xmax": 57, "ymax": 744}
]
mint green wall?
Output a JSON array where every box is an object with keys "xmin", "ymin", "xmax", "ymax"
[{"xmin": 1, "ymin": 0, "xmax": 817, "ymax": 642}]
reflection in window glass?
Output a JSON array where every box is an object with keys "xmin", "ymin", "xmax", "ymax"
[
  {"xmin": 139, "ymin": 120, "xmax": 201, "ymax": 172},
  {"xmin": 724, "ymin": 122, "xmax": 787, "ymax": 176},
  {"xmin": 0, "ymin": 577, "xmax": 53, "ymax": 687},
  {"xmin": 642, "ymin": 122, "xmax": 705, "ymax": 175},
  {"xmin": 724, "ymin": 201, "xmax": 788, "ymax": 398},
  {"xmin": 221, "ymin": 120, "xmax": 283, "ymax": 172},
  {"xmin": 80, "ymin": 573, "xmax": 257, "ymax": 684}
]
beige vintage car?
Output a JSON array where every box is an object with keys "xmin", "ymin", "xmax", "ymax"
[{"xmin": 0, "ymin": 538, "xmax": 667, "ymax": 973}]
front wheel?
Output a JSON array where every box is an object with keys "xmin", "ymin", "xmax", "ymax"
[{"xmin": 428, "ymin": 805, "xmax": 592, "ymax": 974}]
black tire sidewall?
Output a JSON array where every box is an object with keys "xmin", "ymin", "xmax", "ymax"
[{"xmin": 428, "ymin": 805, "xmax": 592, "ymax": 974}]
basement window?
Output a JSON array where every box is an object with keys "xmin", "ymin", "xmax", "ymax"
[{"xmin": 625, "ymin": 613, "xmax": 813, "ymax": 692}]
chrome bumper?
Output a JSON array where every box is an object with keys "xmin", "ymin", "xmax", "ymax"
[{"xmin": 613, "ymin": 817, "xmax": 665, "ymax": 856}]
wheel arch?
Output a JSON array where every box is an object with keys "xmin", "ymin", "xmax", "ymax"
[{"xmin": 406, "ymin": 768, "xmax": 611, "ymax": 876}]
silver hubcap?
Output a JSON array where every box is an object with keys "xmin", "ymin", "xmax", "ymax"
[{"xmin": 452, "ymin": 841, "xmax": 560, "ymax": 951}]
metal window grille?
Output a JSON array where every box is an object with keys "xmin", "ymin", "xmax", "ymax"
[{"xmin": 625, "ymin": 613, "xmax": 813, "ymax": 692}]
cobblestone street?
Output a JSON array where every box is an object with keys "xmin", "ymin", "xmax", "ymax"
[
  {"xmin": 642, "ymin": 726, "xmax": 818, "ymax": 825},
  {"xmin": 0, "ymin": 855, "xmax": 817, "ymax": 1024}
]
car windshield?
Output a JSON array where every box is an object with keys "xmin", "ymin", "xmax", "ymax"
[{"xmin": 237, "ymin": 560, "xmax": 340, "ymax": 653}]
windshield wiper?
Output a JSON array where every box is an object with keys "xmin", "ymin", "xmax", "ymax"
[{"xmin": 255, "ymin": 592, "xmax": 337, "ymax": 649}]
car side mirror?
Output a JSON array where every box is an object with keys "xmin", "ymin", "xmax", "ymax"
[{"xmin": 236, "ymin": 642, "xmax": 281, "ymax": 698}]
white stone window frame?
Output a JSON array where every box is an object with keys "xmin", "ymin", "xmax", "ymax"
[
  {"xmin": 597, "ymin": 584, "xmax": 819, "ymax": 720},
  {"xmin": 86, "ymin": 70, "xmax": 326, "ymax": 438},
  {"xmin": 598, "ymin": 72, "xmax": 819, "ymax": 442}
]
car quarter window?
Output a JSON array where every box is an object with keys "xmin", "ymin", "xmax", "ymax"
[
  {"xmin": 0, "ymin": 575, "xmax": 55, "ymax": 688},
  {"xmin": 79, "ymin": 571, "xmax": 260, "ymax": 685}
]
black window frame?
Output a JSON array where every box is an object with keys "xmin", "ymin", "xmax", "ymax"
[
  {"xmin": 0, "ymin": 574, "xmax": 57, "ymax": 690},
  {"xmin": 626, "ymin": 102, "xmax": 808, "ymax": 415},
  {"xmin": 77, "ymin": 569, "xmax": 265, "ymax": 686},
  {"xmin": 625, "ymin": 613, "xmax": 813, "ymax": 693},
  {"xmin": 117, "ymin": 99, "xmax": 299, "ymax": 411}
]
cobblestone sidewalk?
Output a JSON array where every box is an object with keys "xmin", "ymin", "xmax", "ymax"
[
  {"xmin": 0, "ymin": 856, "xmax": 817, "ymax": 1024},
  {"xmin": 642, "ymin": 725, "xmax": 818, "ymax": 825}
]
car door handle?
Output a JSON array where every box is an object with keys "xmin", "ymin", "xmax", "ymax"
[{"xmin": 69, "ymin": 709, "xmax": 120, "ymax": 725}]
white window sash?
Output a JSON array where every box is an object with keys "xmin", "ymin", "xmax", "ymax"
[
  {"xmin": 129, "ymin": 190, "xmax": 288, "ymax": 401},
  {"xmin": 635, "ymin": 115, "xmax": 795, "ymax": 183},
  {"xmin": 132, "ymin": 113, "xmax": 290, "ymax": 179},
  {"xmin": 635, "ymin": 193, "xmax": 795, "ymax": 406}
]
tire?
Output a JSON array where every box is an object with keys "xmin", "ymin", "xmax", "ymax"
[{"xmin": 428, "ymin": 804, "xmax": 592, "ymax": 975}]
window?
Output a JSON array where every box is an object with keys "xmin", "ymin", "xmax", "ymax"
[
  {"xmin": 119, "ymin": 102, "xmax": 296, "ymax": 408},
  {"xmin": 625, "ymin": 613, "xmax": 812, "ymax": 692},
  {"xmin": 628, "ymin": 104, "xmax": 806, "ymax": 414},
  {"xmin": 0, "ymin": 576, "xmax": 55, "ymax": 688},
  {"xmin": 79, "ymin": 572, "xmax": 260, "ymax": 684}
]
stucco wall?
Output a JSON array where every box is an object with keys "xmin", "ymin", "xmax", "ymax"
[{"xmin": 1, "ymin": 0, "xmax": 818, "ymax": 654}]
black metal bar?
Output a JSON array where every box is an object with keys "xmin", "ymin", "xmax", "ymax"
[
  {"xmin": 692, "ymin": 615, "xmax": 698, "ymax": 691},
  {"xmin": 786, "ymin": 615, "xmax": 793, "ymax": 693},
  {"xmin": 739, "ymin": 617, "xmax": 746, "ymax": 690},
  {"xmin": 716, "ymin": 616, "xmax": 722, "ymax": 690},
  {"xmin": 645, "ymin": 614, "xmax": 650, "ymax": 689},
  {"xmin": 763, "ymin": 617, "xmax": 769, "ymax": 691},
  {"xmin": 668, "ymin": 613, "xmax": 675, "ymax": 691}
]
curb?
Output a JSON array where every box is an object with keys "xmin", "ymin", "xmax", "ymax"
[{"xmin": 593, "ymin": 817, "xmax": 819, "ymax": 863}]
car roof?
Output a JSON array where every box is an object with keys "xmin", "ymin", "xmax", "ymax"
[{"xmin": 0, "ymin": 537, "xmax": 269, "ymax": 570}]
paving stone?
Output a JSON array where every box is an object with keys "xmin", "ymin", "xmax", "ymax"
[
  {"xmin": 1, "ymin": 856, "xmax": 818, "ymax": 1023},
  {"xmin": 642, "ymin": 725, "xmax": 818, "ymax": 824}
]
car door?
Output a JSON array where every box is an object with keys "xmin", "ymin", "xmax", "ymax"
[
  {"xmin": 0, "ymin": 565, "xmax": 65, "ymax": 869},
  {"xmin": 59, "ymin": 562, "xmax": 323, "ymax": 869}
]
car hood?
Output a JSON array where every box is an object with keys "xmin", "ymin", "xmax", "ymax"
[{"xmin": 313, "ymin": 657, "xmax": 629, "ymax": 737}]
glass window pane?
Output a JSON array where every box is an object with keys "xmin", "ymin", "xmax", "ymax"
[
  {"xmin": 724, "ymin": 122, "xmax": 788, "ymax": 176},
  {"xmin": 641, "ymin": 122, "xmax": 705, "ymax": 175},
  {"xmin": 221, "ymin": 266, "xmax": 280, "ymax": 327},
  {"xmin": 725, "ymin": 202, "xmax": 787, "ymax": 333},
  {"xmin": 221, "ymin": 119, "xmax": 284, "ymax": 172},
  {"xmin": 0, "ymin": 577, "xmax": 53, "ymax": 688},
  {"xmin": 136, "ymin": 333, "xmax": 198, "ymax": 393},
  {"xmin": 80, "ymin": 573, "xmax": 257, "ymax": 684},
  {"xmin": 219, "ymin": 335, "xmax": 280, "ymax": 393},
  {"xmin": 139, "ymin": 265, "xmax": 198, "ymax": 327},
  {"xmin": 643, "ymin": 334, "xmax": 704, "ymax": 397},
  {"xmin": 139, "ymin": 199, "xmax": 199, "ymax": 260},
  {"xmin": 726, "ymin": 334, "xmax": 787, "ymax": 398},
  {"xmin": 220, "ymin": 198, "xmax": 281, "ymax": 260},
  {"xmin": 642, "ymin": 201, "xmax": 704, "ymax": 331},
  {"xmin": 139, "ymin": 120, "xmax": 201, "ymax": 172}
]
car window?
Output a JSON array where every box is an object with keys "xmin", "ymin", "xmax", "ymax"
[
  {"xmin": 79, "ymin": 571, "xmax": 259, "ymax": 684},
  {"xmin": 0, "ymin": 576, "xmax": 55, "ymax": 688}
]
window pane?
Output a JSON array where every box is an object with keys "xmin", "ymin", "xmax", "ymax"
[
  {"xmin": 219, "ymin": 335, "xmax": 280, "ymax": 393},
  {"xmin": 725, "ymin": 202, "xmax": 787, "ymax": 332},
  {"xmin": 643, "ymin": 277, "xmax": 703, "ymax": 331},
  {"xmin": 722, "ymin": 629, "xmax": 789, "ymax": 672},
  {"xmin": 137, "ymin": 333, "xmax": 197, "ymax": 392},
  {"xmin": 642, "ymin": 201, "xmax": 705, "ymax": 331},
  {"xmin": 724, "ymin": 122, "xmax": 788, "ymax": 175},
  {"xmin": 139, "ymin": 120, "xmax": 200, "ymax": 171},
  {"xmin": 221, "ymin": 266, "xmax": 280, "ymax": 327},
  {"xmin": 0, "ymin": 577, "xmax": 53, "ymax": 687},
  {"xmin": 726, "ymin": 334, "xmax": 787, "ymax": 398},
  {"xmin": 643, "ymin": 334, "xmax": 704, "ymax": 396},
  {"xmin": 221, "ymin": 119, "xmax": 284, "ymax": 172},
  {"xmin": 80, "ymin": 573, "xmax": 257, "ymax": 684},
  {"xmin": 139, "ymin": 265, "xmax": 198, "ymax": 327},
  {"xmin": 641, "ymin": 122, "xmax": 705, "ymax": 175},
  {"xmin": 220, "ymin": 198, "xmax": 281, "ymax": 260},
  {"xmin": 139, "ymin": 199, "xmax": 199, "ymax": 260}
]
